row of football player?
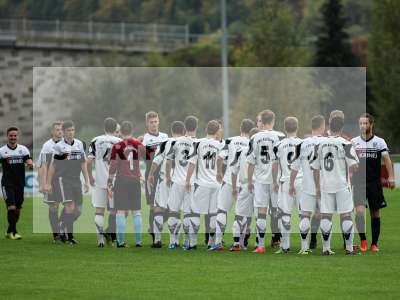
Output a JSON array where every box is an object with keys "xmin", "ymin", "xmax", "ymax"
[
  {"xmin": 144, "ymin": 110, "xmax": 394, "ymax": 255},
  {"xmin": 35, "ymin": 109, "xmax": 394, "ymax": 254}
]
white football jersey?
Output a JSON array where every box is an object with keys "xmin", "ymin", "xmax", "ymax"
[
  {"xmin": 231, "ymin": 144, "xmax": 250, "ymax": 186},
  {"xmin": 274, "ymin": 136, "xmax": 303, "ymax": 182},
  {"xmin": 291, "ymin": 135, "xmax": 323, "ymax": 195},
  {"xmin": 152, "ymin": 137, "xmax": 176, "ymax": 181},
  {"xmin": 247, "ymin": 130, "xmax": 285, "ymax": 184},
  {"xmin": 219, "ymin": 136, "xmax": 249, "ymax": 185},
  {"xmin": 167, "ymin": 136, "xmax": 197, "ymax": 185},
  {"xmin": 88, "ymin": 134, "xmax": 122, "ymax": 189},
  {"xmin": 189, "ymin": 138, "xmax": 225, "ymax": 188},
  {"xmin": 311, "ymin": 136, "xmax": 358, "ymax": 193},
  {"xmin": 142, "ymin": 132, "xmax": 168, "ymax": 147},
  {"xmin": 37, "ymin": 138, "xmax": 60, "ymax": 167}
]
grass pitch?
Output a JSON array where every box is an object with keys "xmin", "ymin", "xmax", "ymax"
[{"xmin": 1, "ymin": 189, "xmax": 400, "ymax": 299}]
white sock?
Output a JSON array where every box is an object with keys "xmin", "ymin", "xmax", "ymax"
[
  {"xmin": 189, "ymin": 216, "xmax": 200, "ymax": 247},
  {"xmin": 279, "ymin": 214, "xmax": 291, "ymax": 250},
  {"xmin": 153, "ymin": 214, "xmax": 163, "ymax": 243},
  {"xmin": 168, "ymin": 215, "xmax": 178, "ymax": 245},
  {"xmin": 299, "ymin": 216, "xmax": 311, "ymax": 251},
  {"xmin": 321, "ymin": 218, "xmax": 332, "ymax": 252},
  {"xmin": 215, "ymin": 211, "xmax": 227, "ymax": 245},
  {"xmin": 342, "ymin": 218, "xmax": 354, "ymax": 252},
  {"xmin": 95, "ymin": 213, "xmax": 104, "ymax": 243},
  {"xmin": 256, "ymin": 214, "xmax": 267, "ymax": 248},
  {"xmin": 183, "ymin": 215, "xmax": 190, "ymax": 246}
]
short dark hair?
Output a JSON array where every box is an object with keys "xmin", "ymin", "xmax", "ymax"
[
  {"xmin": 62, "ymin": 120, "xmax": 74, "ymax": 131},
  {"xmin": 120, "ymin": 121, "xmax": 133, "ymax": 136},
  {"xmin": 240, "ymin": 119, "xmax": 255, "ymax": 134},
  {"xmin": 360, "ymin": 113, "xmax": 374, "ymax": 124},
  {"xmin": 206, "ymin": 120, "xmax": 220, "ymax": 135},
  {"xmin": 329, "ymin": 116, "xmax": 344, "ymax": 132},
  {"xmin": 311, "ymin": 115, "xmax": 325, "ymax": 130},
  {"xmin": 7, "ymin": 126, "xmax": 19, "ymax": 134},
  {"xmin": 284, "ymin": 117, "xmax": 298, "ymax": 134},
  {"xmin": 184, "ymin": 115, "xmax": 198, "ymax": 132},
  {"xmin": 259, "ymin": 110, "xmax": 275, "ymax": 125},
  {"xmin": 104, "ymin": 117, "xmax": 117, "ymax": 134},
  {"xmin": 249, "ymin": 127, "xmax": 260, "ymax": 137},
  {"xmin": 171, "ymin": 121, "xmax": 185, "ymax": 135}
]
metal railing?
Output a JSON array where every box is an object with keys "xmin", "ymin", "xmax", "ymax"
[{"xmin": 0, "ymin": 19, "xmax": 197, "ymax": 52}]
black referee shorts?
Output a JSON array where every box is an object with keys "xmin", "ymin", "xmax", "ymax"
[
  {"xmin": 353, "ymin": 181, "xmax": 387, "ymax": 210},
  {"xmin": 114, "ymin": 176, "xmax": 141, "ymax": 211},
  {"xmin": 1, "ymin": 184, "xmax": 25, "ymax": 209},
  {"xmin": 52, "ymin": 177, "xmax": 82, "ymax": 205}
]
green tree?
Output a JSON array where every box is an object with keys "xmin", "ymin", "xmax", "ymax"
[
  {"xmin": 314, "ymin": 0, "xmax": 357, "ymax": 67},
  {"xmin": 369, "ymin": 0, "xmax": 400, "ymax": 152}
]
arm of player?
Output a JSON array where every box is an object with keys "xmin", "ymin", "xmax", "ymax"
[
  {"xmin": 81, "ymin": 161, "xmax": 90, "ymax": 193},
  {"xmin": 247, "ymin": 163, "xmax": 255, "ymax": 194},
  {"xmin": 46, "ymin": 156, "xmax": 55, "ymax": 194},
  {"xmin": 38, "ymin": 161, "xmax": 47, "ymax": 193},
  {"xmin": 165, "ymin": 159, "xmax": 172, "ymax": 187},
  {"xmin": 313, "ymin": 169, "xmax": 321, "ymax": 200},
  {"xmin": 185, "ymin": 163, "xmax": 196, "ymax": 192},
  {"xmin": 147, "ymin": 162, "xmax": 159, "ymax": 189},
  {"xmin": 86, "ymin": 158, "xmax": 95, "ymax": 187},
  {"xmin": 108, "ymin": 145, "xmax": 118, "ymax": 191},
  {"xmin": 216, "ymin": 156, "xmax": 224, "ymax": 184},
  {"xmin": 272, "ymin": 161, "xmax": 279, "ymax": 193},
  {"xmin": 383, "ymin": 153, "xmax": 395, "ymax": 189},
  {"xmin": 289, "ymin": 169, "xmax": 298, "ymax": 197}
]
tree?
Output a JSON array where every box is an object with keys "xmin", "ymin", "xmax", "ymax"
[
  {"xmin": 369, "ymin": 0, "xmax": 400, "ymax": 152},
  {"xmin": 314, "ymin": 0, "xmax": 358, "ymax": 67}
]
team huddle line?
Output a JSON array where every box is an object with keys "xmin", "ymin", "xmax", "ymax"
[{"xmin": 1, "ymin": 110, "xmax": 395, "ymax": 255}]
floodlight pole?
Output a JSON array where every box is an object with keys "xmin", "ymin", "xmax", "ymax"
[{"xmin": 221, "ymin": 0, "xmax": 229, "ymax": 138}]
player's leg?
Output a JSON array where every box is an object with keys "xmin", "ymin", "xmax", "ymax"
[
  {"xmin": 188, "ymin": 213, "xmax": 200, "ymax": 249},
  {"xmin": 340, "ymin": 213, "xmax": 355, "ymax": 254},
  {"xmin": 132, "ymin": 179, "xmax": 142, "ymax": 247},
  {"xmin": 310, "ymin": 208, "xmax": 321, "ymax": 249},
  {"xmin": 48, "ymin": 202, "xmax": 60, "ymax": 242},
  {"xmin": 253, "ymin": 182, "xmax": 268, "ymax": 252},
  {"xmin": 207, "ymin": 187, "xmax": 219, "ymax": 249},
  {"xmin": 92, "ymin": 187, "xmax": 108, "ymax": 247},
  {"xmin": 116, "ymin": 209, "xmax": 127, "ymax": 247},
  {"xmin": 368, "ymin": 182, "xmax": 386, "ymax": 251},
  {"xmin": 337, "ymin": 188, "xmax": 356, "ymax": 254},
  {"xmin": 63, "ymin": 200, "xmax": 76, "ymax": 244},
  {"xmin": 320, "ymin": 192, "xmax": 334, "ymax": 255},
  {"xmin": 269, "ymin": 184, "xmax": 281, "ymax": 248},
  {"xmin": 214, "ymin": 182, "xmax": 233, "ymax": 248},
  {"xmin": 2, "ymin": 185, "xmax": 18, "ymax": 239},
  {"xmin": 152, "ymin": 207, "xmax": 164, "ymax": 248},
  {"xmin": 95, "ymin": 207, "xmax": 106, "ymax": 247},
  {"xmin": 11, "ymin": 185, "xmax": 25, "ymax": 239},
  {"xmin": 276, "ymin": 181, "xmax": 294, "ymax": 253},
  {"xmin": 105, "ymin": 192, "xmax": 117, "ymax": 245},
  {"xmin": 299, "ymin": 211, "xmax": 312, "ymax": 253},
  {"xmin": 167, "ymin": 183, "xmax": 183, "ymax": 248},
  {"xmin": 355, "ymin": 205, "xmax": 367, "ymax": 251}
]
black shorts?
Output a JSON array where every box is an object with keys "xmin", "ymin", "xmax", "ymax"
[
  {"xmin": 52, "ymin": 177, "xmax": 82, "ymax": 205},
  {"xmin": 1, "ymin": 185, "xmax": 24, "ymax": 209},
  {"xmin": 353, "ymin": 181, "xmax": 387, "ymax": 210},
  {"xmin": 114, "ymin": 177, "xmax": 141, "ymax": 211}
]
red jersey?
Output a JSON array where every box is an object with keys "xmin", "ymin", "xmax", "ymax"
[{"xmin": 109, "ymin": 138, "xmax": 145, "ymax": 179}]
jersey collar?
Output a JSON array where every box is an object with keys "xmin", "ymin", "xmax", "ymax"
[
  {"xmin": 6, "ymin": 143, "xmax": 18, "ymax": 150},
  {"xmin": 361, "ymin": 135, "xmax": 374, "ymax": 142}
]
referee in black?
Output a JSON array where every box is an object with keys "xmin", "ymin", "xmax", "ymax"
[
  {"xmin": 1, "ymin": 127, "xmax": 33, "ymax": 239},
  {"xmin": 352, "ymin": 113, "xmax": 395, "ymax": 252}
]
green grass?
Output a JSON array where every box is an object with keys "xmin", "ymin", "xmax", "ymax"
[{"xmin": 1, "ymin": 190, "xmax": 400, "ymax": 299}]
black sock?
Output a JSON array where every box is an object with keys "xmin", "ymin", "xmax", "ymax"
[
  {"xmin": 15, "ymin": 209, "xmax": 21, "ymax": 223},
  {"xmin": 49, "ymin": 209, "xmax": 59, "ymax": 236},
  {"xmin": 64, "ymin": 213, "xmax": 74, "ymax": 240},
  {"xmin": 371, "ymin": 217, "xmax": 381, "ymax": 246},
  {"xmin": 204, "ymin": 215, "xmax": 210, "ymax": 245},
  {"xmin": 356, "ymin": 214, "xmax": 366, "ymax": 241},
  {"xmin": 108, "ymin": 213, "xmax": 116, "ymax": 240},
  {"xmin": 310, "ymin": 215, "xmax": 320, "ymax": 234},
  {"xmin": 7, "ymin": 209, "xmax": 17, "ymax": 234}
]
